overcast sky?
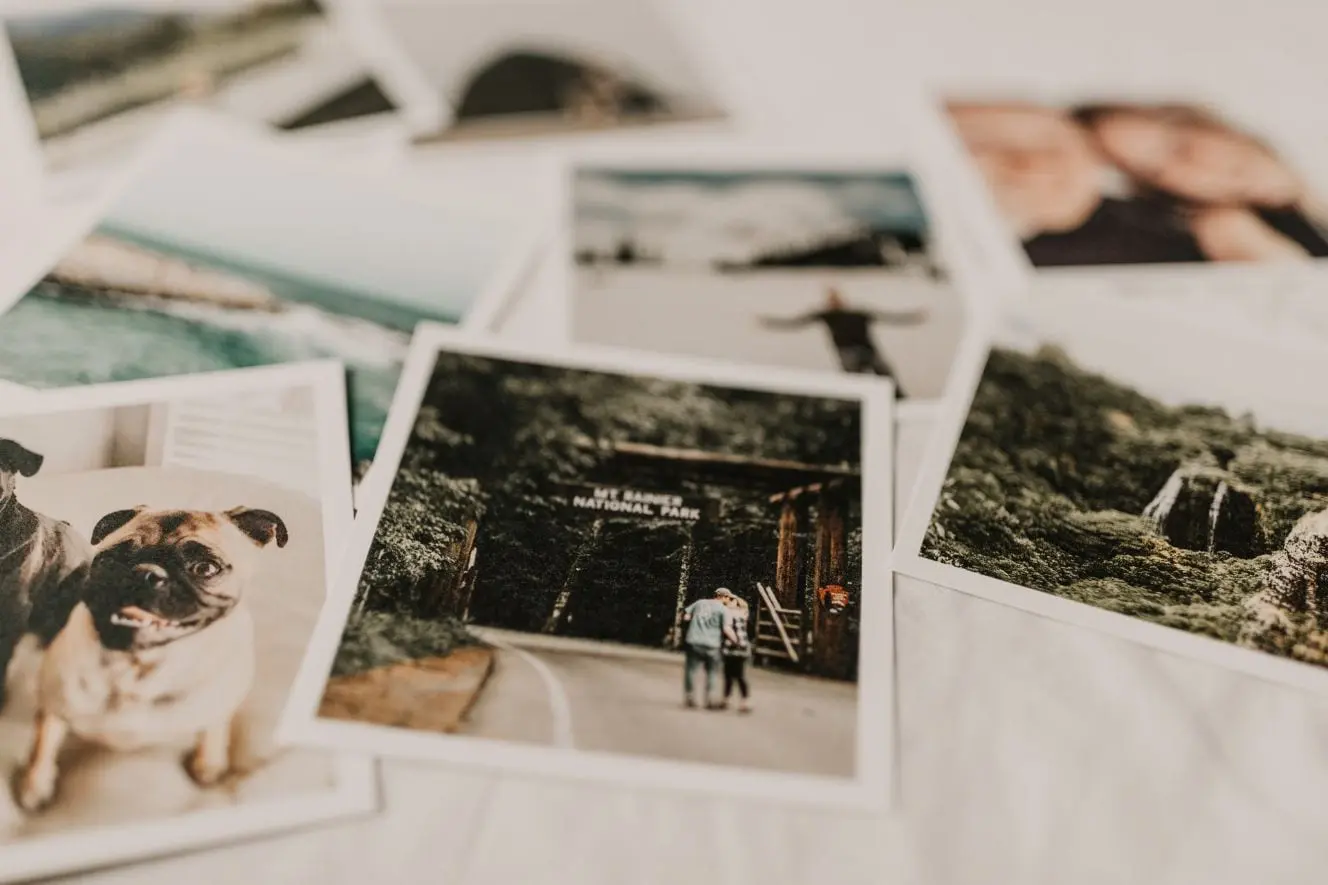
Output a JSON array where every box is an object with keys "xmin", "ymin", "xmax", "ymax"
[
  {"xmin": 573, "ymin": 168, "xmax": 927, "ymax": 267},
  {"xmin": 997, "ymin": 294, "xmax": 1328, "ymax": 439},
  {"xmin": 104, "ymin": 123, "xmax": 522, "ymax": 318}
]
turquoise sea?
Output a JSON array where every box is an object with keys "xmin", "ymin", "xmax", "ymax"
[{"xmin": 0, "ymin": 228, "xmax": 459, "ymax": 467}]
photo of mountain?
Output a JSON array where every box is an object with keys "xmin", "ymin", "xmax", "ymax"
[{"xmin": 903, "ymin": 298, "xmax": 1328, "ymax": 684}]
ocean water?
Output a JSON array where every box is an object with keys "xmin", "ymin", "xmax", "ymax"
[
  {"xmin": 0, "ymin": 287, "xmax": 405, "ymax": 467},
  {"xmin": 105, "ymin": 224, "xmax": 443, "ymax": 334},
  {"xmin": 0, "ymin": 225, "xmax": 466, "ymax": 468}
]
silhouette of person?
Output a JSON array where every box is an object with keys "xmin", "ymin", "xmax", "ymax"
[{"xmin": 758, "ymin": 288, "xmax": 926, "ymax": 395}]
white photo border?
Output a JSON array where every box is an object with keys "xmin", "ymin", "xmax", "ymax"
[
  {"xmin": 549, "ymin": 130, "xmax": 992, "ymax": 421},
  {"xmin": 0, "ymin": 360, "xmax": 377, "ymax": 884},
  {"xmin": 893, "ymin": 290, "xmax": 1328, "ymax": 698},
  {"xmin": 281, "ymin": 322, "xmax": 896, "ymax": 812}
]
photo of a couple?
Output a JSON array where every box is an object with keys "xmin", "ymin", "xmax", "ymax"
[
  {"xmin": 680, "ymin": 587, "xmax": 752, "ymax": 713},
  {"xmin": 947, "ymin": 99, "xmax": 1328, "ymax": 267}
]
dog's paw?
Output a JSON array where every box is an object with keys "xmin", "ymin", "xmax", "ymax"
[
  {"xmin": 184, "ymin": 746, "xmax": 228, "ymax": 787},
  {"xmin": 12, "ymin": 764, "xmax": 56, "ymax": 813}
]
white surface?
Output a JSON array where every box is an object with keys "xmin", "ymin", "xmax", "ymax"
[{"xmin": 44, "ymin": 0, "xmax": 1328, "ymax": 882}]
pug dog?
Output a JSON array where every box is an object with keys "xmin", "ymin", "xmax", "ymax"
[
  {"xmin": 13, "ymin": 505, "xmax": 288, "ymax": 813},
  {"xmin": 0, "ymin": 438, "xmax": 90, "ymax": 712}
]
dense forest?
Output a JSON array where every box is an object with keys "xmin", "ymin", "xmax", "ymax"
[
  {"xmin": 922, "ymin": 345, "xmax": 1328, "ymax": 667},
  {"xmin": 332, "ymin": 352, "xmax": 866, "ymax": 679}
]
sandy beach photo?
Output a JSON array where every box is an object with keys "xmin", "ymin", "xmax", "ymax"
[
  {"xmin": 0, "ymin": 113, "xmax": 533, "ymax": 479},
  {"xmin": 570, "ymin": 165, "xmax": 963, "ymax": 402}
]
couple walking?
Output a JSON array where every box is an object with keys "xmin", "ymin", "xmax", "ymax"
[{"xmin": 680, "ymin": 587, "xmax": 751, "ymax": 713}]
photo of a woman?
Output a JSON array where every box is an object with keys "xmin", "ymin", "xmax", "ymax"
[{"xmin": 720, "ymin": 593, "xmax": 752, "ymax": 714}]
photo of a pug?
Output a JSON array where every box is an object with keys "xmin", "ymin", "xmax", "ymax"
[
  {"xmin": 14, "ymin": 505, "xmax": 289, "ymax": 812},
  {"xmin": 0, "ymin": 440, "xmax": 89, "ymax": 714},
  {"xmin": 0, "ymin": 367, "xmax": 370, "ymax": 883}
]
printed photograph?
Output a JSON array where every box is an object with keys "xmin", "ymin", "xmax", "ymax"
[
  {"xmin": 378, "ymin": 0, "xmax": 724, "ymax": 142},
  {"xmin": 912, "ymin": 301, "xmax": 1328, "ymax": 682},
  {"xmin": 946, "ymin": 98, "xmax": 1328, "ymax": 268},
  {"xmin": 570, "ymin": 166, "xmax": 963, "ymax": 401},
  {"xmin": 3, "ymin": 0, "xmax": 398, "ymax": 171},
  {"xmin": 291, "ymin": 335, "xmax": 892, "ymax": 802},
  {"xmin": 0, "ymin": 368, "xmax": 367, "ymax": 881},
  {"xmin": 0, "ymin": 115, "xmax": 531, "ymax": 480}
]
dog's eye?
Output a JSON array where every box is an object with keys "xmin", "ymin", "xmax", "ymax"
[{"xmin": 190, "ymin": 561, "xmax": 221, "ymax": 579}]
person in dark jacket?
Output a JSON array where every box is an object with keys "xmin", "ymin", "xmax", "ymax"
[
  {"xmin": 719, "ymin": 594, "xmax": 752, "ymax": 713},
  {"xmin": 759, "ymin": 287, "xmax": 926, "ymax": 394}
]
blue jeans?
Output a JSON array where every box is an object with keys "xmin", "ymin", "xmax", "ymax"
[{"xmin": 683, "ymin": 644, "xmax": 721, "ymax": 703}]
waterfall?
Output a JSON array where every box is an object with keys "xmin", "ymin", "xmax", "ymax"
[
  {"xmin": 1143, "ymin": 469, "xmax": 1184, "ymax": 530},
  {"xmin": 1143, "ymin": 463, "xmax": 1263, "ymax": 558},
  {"xmin": 1207, "ymin": 481, "xmax": 1229, "ymax": 553}
]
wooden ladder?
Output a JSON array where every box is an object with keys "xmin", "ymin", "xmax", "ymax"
[{"xmin": 753, "ymin": 581, "xmax": 802, "ymax": 665}]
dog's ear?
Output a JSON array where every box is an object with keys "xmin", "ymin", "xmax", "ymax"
[
  {"xmin": 91, "ymin": 507, "xmax": 145, "ymax": 545},
  {"xmin": 0, "ymin": 439, "xmax": 43, "ymax": 478},
  {"xmin": 225, "ymin": 508, "xmax": 289, "ymax": 548}
]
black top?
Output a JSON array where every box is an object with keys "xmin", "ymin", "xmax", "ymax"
[
  {"xmin": 1023, "ymin": 197, "xmax": 1207, "ymax": 267},
  {"xmin": 804, "ymin": 311, "xmax": 876, "ymax": 349},
  {"xmin": 1258, "ymin": 207, "xmax": 1328, "ymax": 258}
]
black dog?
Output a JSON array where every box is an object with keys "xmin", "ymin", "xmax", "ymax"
[{"xmin": 0, "ymin": 439, "xmax": 89, "ymax": 711}]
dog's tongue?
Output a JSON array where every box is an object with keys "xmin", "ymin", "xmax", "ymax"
[{"xmin": 117, "ymin": 605, "xmax": 167, "ymax": 626}]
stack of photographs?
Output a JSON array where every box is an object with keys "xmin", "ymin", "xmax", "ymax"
[{"xmin": 0, "ymin": 2, "xmax": 1324, "ymax": 881}]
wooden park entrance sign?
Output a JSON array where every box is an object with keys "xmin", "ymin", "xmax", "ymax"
[
  {"xmin": 544, "ymin": 481, "xmax": 717, "ymax": 638},
  {"xmin": 561, "ymin": 483, "xmax": 719, "ymax": 522},
  {"xmin": 764, "ymin": 476, "xmax": 856, "ymax": 680},
  {"xmin": 538, "ymin": 442, "xmax": 861, "ymax": 680}
]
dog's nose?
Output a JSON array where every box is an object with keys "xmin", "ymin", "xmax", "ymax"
[{"xmin": 133, "ymin": 563, "xmax": 169, "ymax": 589}]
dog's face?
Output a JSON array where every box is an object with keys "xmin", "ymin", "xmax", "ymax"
[
  {"xmin": 83, "ymin": 506, "xmax": 288, "ymax": 650},
  {"xmin": 0, "ymin": 438, "xmax": 43, "ymax": 507}
]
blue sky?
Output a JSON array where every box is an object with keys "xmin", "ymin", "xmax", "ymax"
[{"xmin": 104, "ymin": 127, "xmax": 521, "ymax": 320}]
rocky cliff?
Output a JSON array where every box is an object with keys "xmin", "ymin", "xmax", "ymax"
[{"xmin": 923, "ymin": 345, "xmax": 1328, "ymax": 667}]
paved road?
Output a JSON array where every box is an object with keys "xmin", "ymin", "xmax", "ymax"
[{"xmin": 459, "ymin": 633, "xmax": 858, "ymax": 778}]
